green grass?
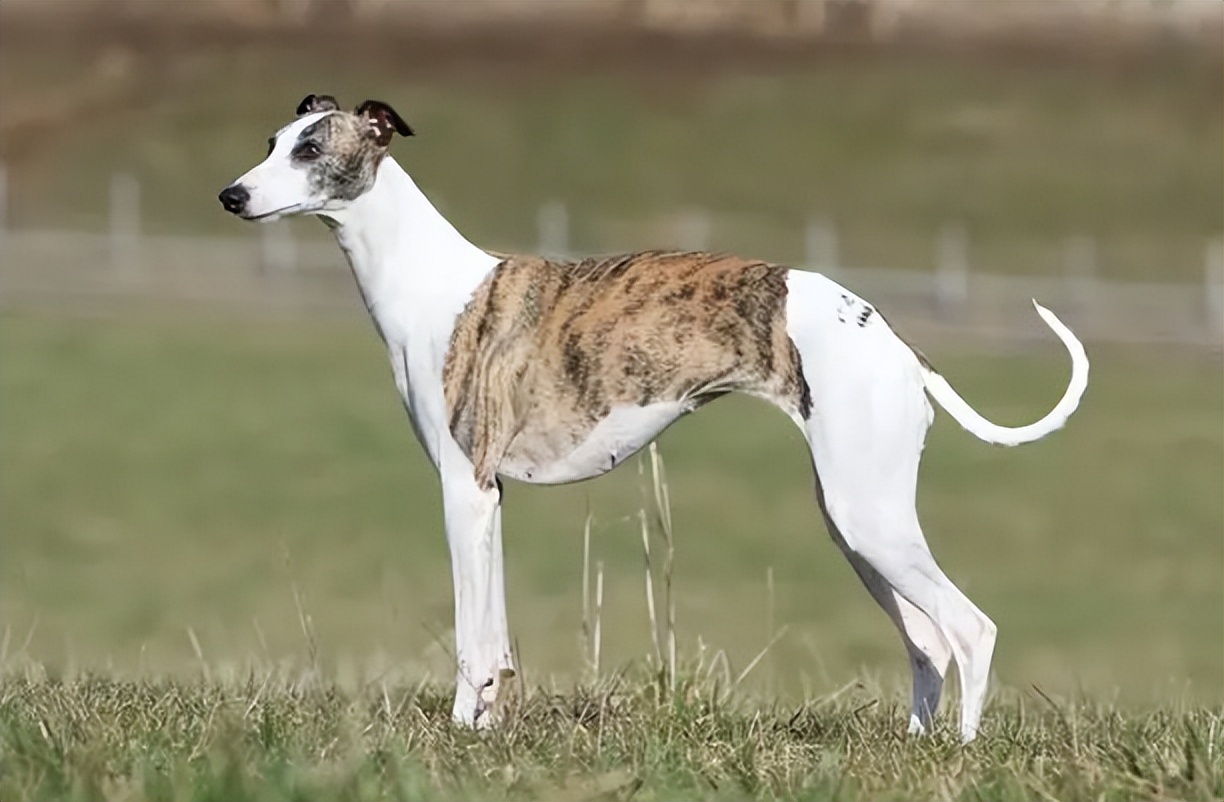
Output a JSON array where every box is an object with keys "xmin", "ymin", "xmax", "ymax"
[
  {"xmin": 1, "ymin": 309, "xmax": 1219, "ymax": 705},
  {"xmin": 3, "ymin": 37, "xmax": 1220, "ymax": 281},
  {"xmin": 2, "ymin": 672, "xmax": 1221, "ymax": 801},
  {"xmin": 0, "ymin": 306, "xmax": 1219, "ymax": 800}
]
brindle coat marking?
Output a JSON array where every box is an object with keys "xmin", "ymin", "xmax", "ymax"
[
  {"xmin": 287, "ymin": 98, "xmax": 413, "ymax": 203},
  {"xmin": 443, "ymin": 250, "xmax": 812, "ymax": 489}
]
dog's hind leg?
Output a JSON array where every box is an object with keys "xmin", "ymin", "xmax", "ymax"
[
  {"xmin": 824, "ymin": 500, "xmax": 996, "ymax": 742},
  {"xmin": 816, "ymin": 500, "xmax": 953, "ymax": 735},
  {"xmin": 792, "ymin": 432, "xmax": 950, "ymax": 731},
  {"xmin": 788, "ymin": 305, "xmax": 996, "ymax": 741}
]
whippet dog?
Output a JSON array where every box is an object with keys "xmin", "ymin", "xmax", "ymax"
[{"xmin": 219, "ymin": 95, "xmax": 1088, "ymax": 742}]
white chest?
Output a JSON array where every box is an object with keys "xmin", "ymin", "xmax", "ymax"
[{"xmin": 380, "ymin": 314, "xmax": 457, "ymax": 469}]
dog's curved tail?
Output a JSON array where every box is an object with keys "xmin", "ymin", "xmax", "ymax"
[{"xmin": 919, "ymin": 301, "xmax": 1089, "ymax": 446}]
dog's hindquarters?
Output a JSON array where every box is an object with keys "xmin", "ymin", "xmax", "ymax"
[{"xmin": 784, "ymin": 270, "xmax": 997, "ymax": 740}]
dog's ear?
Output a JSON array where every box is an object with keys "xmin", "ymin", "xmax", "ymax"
[
  {"xmin": 296, "ymin": 94, "xmax": 340, "ymax": 116},
  {"xmin": 356, "ymin": 100, "xmax": 414, "ymax": 147}
]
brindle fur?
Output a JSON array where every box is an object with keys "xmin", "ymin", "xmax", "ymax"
[
  {"xmin": 443, "ymin": 250, "xmax": 812, "ymax": 488},
  {"xmin": 295, "ymin": 113, "xmax": 386, "ymax": 201}
]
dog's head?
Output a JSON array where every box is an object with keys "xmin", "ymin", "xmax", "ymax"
[{"xmin": 218, "ymin": 94, "xmax": 412, "ymax": 222}]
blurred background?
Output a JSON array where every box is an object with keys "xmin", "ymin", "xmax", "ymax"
[{"xmin": 1, "ymin": 0, "xmax": 1220, "ymax": 705}]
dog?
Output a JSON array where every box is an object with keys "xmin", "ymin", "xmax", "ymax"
[{"xmin": 219, "ymin": 94, "xmax": 1088, "ymax": 742}]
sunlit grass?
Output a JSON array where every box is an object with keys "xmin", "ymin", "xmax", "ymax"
[{"xmin": 1, "ymin": 667, "xmax": 1220, "ymax": 801}]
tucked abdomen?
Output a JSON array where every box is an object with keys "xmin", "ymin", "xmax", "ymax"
[{"xmin": 442, "ymin": 251, "xmax": 812, "ymax": 486}]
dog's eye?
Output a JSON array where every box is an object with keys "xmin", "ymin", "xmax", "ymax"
[
  {"xmin": 266, "ymin": 137, "xmax": 276, "ymax": 156},
  {"xmin": 294, "ymin": 141, "xmax": 323, "ymax": 162}
]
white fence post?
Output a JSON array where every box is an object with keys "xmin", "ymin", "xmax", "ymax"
[
  {"xmin": 935, "ymin": 223, "xmax": 969, "ymax": 318},
  {"xmin": 677, "ymin": 208, "xmax": 711, "ymax": 252},
  {"xmin": 1065, "ymin": 235, "xmax": 1097, "ymax": 319},
  {"xmin": 1206, "ymin": 237, "xmax": 1223, "ymax": 340},
  {"xmin": 804, "ymin": 216, "xmax": 838, "ymax": 279},
  {"xmin": 0, "ymin": 163, "xmax": 6, "ymax": 305},
  {"xmin": 109, "ymin": 172, "xmax": 140, "ymax": 277},
  {"xmin": 537, "ymin": 200, "xmax": 569, "ymax": 257},
  {"xmin": 0, "ymin": 162, "xmax": 7, "ymax": 264},
  {"xmin": 260, "ymin": 222, "xmax": 297, "ymax": 275}
]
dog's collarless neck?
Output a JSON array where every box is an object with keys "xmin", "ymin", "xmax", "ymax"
[{"xmin": 323, "ymin": 157, "xmax": 498, "ymax": 338}]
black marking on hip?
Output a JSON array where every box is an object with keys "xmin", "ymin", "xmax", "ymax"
[{"xmin": 793, "ymin": 344, "xmax": 813, "ymax": 420}]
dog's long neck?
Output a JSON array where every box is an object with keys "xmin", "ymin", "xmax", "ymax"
[{"xmin": 320, "ymin": 156, "xmax": 499, "ymax": 342}]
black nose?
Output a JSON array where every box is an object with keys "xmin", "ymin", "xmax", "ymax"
[{"xmin": 218, "ymin": 185, "xmax": 249, "ymax": 214}]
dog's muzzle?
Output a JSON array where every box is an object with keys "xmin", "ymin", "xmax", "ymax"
[{"xmin": 218, "ymin": 185, "xmax": 250, "ymax": 215}]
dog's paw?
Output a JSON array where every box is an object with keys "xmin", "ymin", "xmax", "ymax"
[{"xmin": 473, "ymin": 668, "xmax": 517, "ymax": 729}]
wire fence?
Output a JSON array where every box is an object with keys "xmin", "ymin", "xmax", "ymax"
[{"xmin": 1, "ymin": 171, "xmax": 1220, "ymax": 350}]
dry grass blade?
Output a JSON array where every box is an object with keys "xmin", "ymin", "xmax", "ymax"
[
  {"xmin": 283, "ymin": 543, "xmax": 320, "ymax": 677},
  {"xmin": 185, "ymin": 627, "xmax": 209, "ymax": 681},
  {"xmin": 593, "ymin": 561, "xmax": 604, "ymax": 678},
  {"xmin": 582, "ymin": 509, "xmax": 594, "ymax": 676},
  {"xmin": 733, "ymin": 625, "xmax": 790, "ymax": 690},
  {"xmin": 638, "ymin": 507, "xmax": 662, "ymax": 667},
  {"xmin": 647, "ymin": 442, "xmax": 676, "ymax": 695}
]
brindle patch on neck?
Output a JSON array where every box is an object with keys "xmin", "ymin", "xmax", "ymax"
[{"xmin": 443, "ymin": 250, "xmax": 812, "ymax": 488}]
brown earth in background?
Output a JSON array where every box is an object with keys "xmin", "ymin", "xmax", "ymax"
[
  {"xmin": 2, "ymin": 0, "xmax": 1219, "ymax": 165},
  {"xmin": 4, "ymin": 0, "xmax": 1220, "ymax": 41}
]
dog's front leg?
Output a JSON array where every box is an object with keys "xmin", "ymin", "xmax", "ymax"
[{"xmin": 441, "ymin": 467, "xmax": 515, "ymax": 728}]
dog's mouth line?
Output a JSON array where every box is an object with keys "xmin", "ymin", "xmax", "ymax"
[{"xmin": 241, "ymin": 203, "xmax": 317, "ymax": 221}]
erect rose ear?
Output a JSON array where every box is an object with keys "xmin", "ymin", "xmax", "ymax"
[
  {"xmin": 355, "ymin": 99, "xmax": 414, "ymax": 147},
  {"xmin": 296, "ymin": 94, "xmax": 340, "ymax": 116}
]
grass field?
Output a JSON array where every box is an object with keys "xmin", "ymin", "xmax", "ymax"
[
  {"xmin": 3, "ymin": 674, "xmax": 1221, "ymax": 801},
  {"xmin": 1, "ymin": 304, "xmax": 1220, "ymax": 800},
  {"xmin": 2, "ymin": 309, "xmax": 1219, "ymax": 699}
]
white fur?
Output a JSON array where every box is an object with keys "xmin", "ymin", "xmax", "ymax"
[
  {"xmin": 319, "ymin": 158, "xmax": 509, "ymax": 725},
  {"xmin": 242, "ymin": 149, "xmax": 508, "ymax": 723},
  {"xmin": 921, "ymin": 300, "xmax": 1089, "ymax": 446},
  {"xmin": 224, "ymin": 139, "xmax": 1087, "ymax": 740},
  {"xmin": 233, "ymin": 112, "xmax": 335, "ymax": 220},
  {"xmin": 499, "ymin": 401, "xmax": 688, "ymax": 484},
  {"xmin": 783, "ymin": 272, "xmax": 1085, "ymax": 740}
]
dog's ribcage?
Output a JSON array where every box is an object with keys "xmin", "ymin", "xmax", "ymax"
[{"xmin": 442, "ymin": 251, "xmax": 812, "ymax": 487}]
